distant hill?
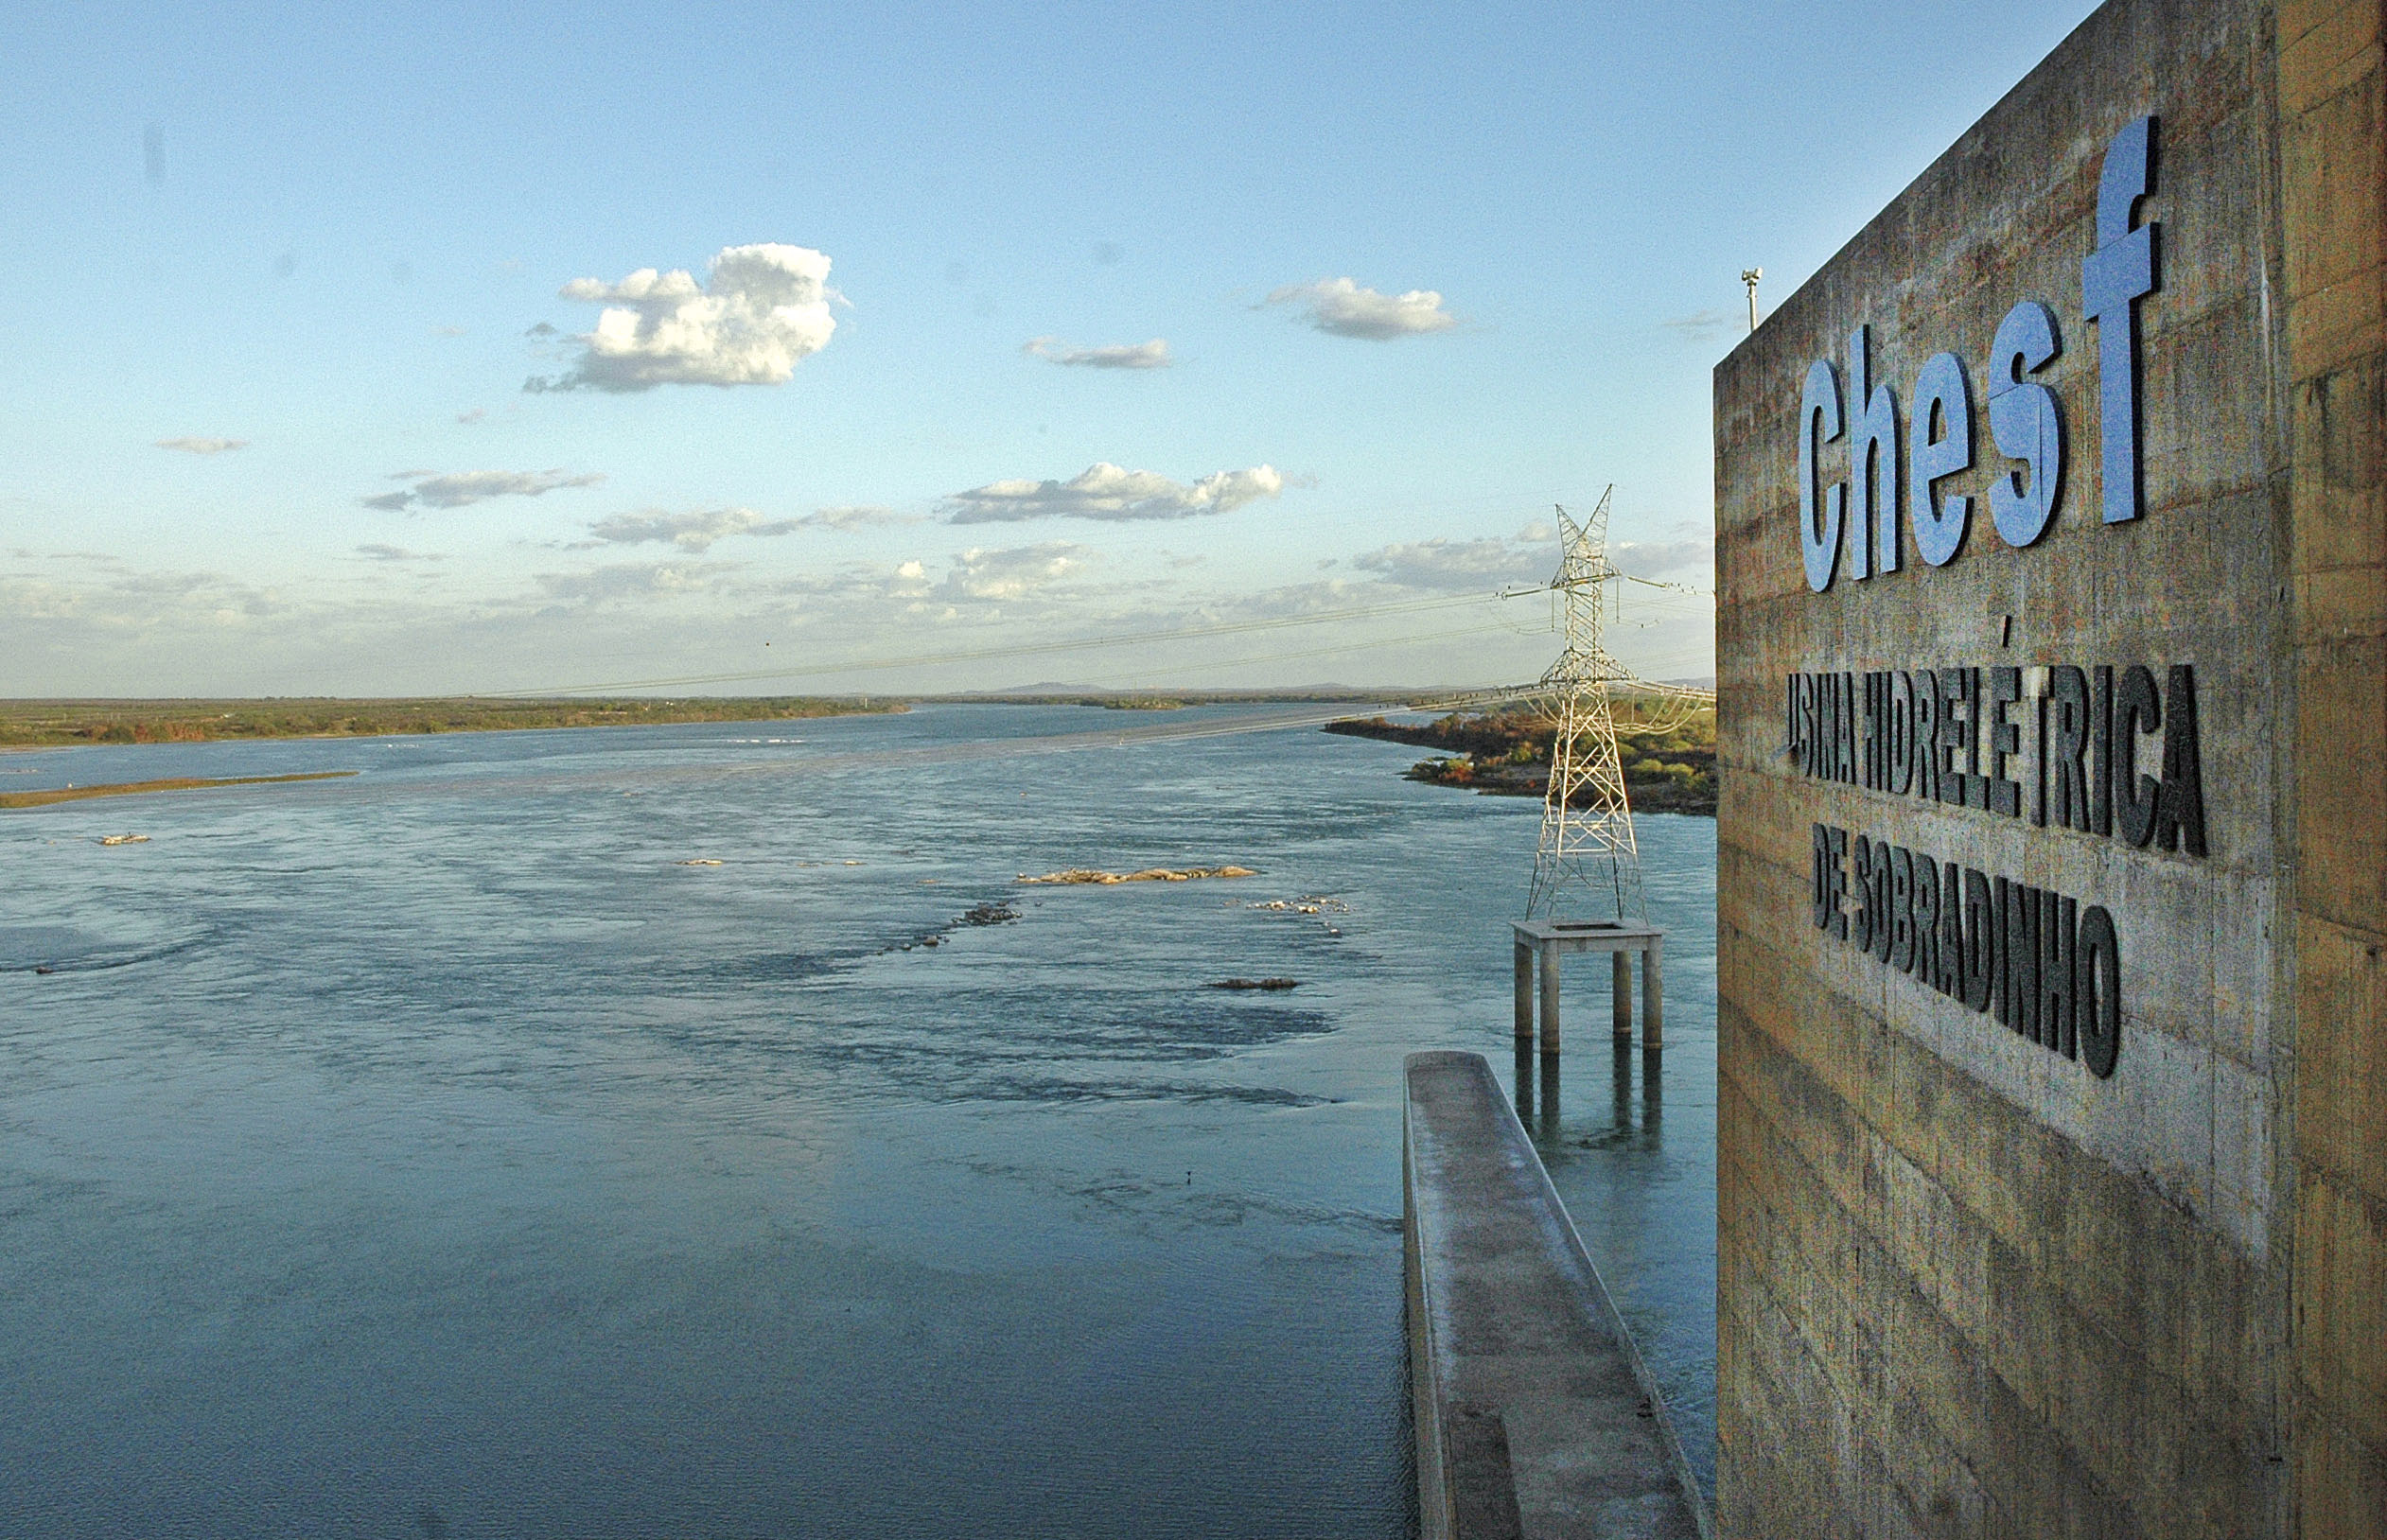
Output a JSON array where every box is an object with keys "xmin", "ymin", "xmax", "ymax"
[{"xmin": 937, "ymin": 685, "xmax": 1456, "ymax": 703}]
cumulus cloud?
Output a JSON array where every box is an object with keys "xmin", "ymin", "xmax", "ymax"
[
  {"xmin": 536, "ymin": 563, "xmax": 720, "ymax": 604},
  {"xmin": 1356, "ymin": 535, "xmax": 1549, "ymax": 591},
  {"xmin": 526, "ymin": 243, "xmax": 837, "ymax": 393},
  {"xmin": 156, "ymin": 437, "xmax": 247, "ymax": 455},
  {"xmin": 1264, "ymin": 277, "xmax": 1457, "ymax": 340},
  {"xmin": 939, "ymin": 542, "xmax": 1086, "ymax": 600},
  {"xmin": 2, "ymin": 566, "xmax": 287, "ymax": 629},
  {"xmin": 806, "ymin": 504, "xmax": 919, "ymax": 530},
  {"xmin": 1023, "ymin": 336, "xmax": 1171, "ymax": 369},
  {"xmin": 1614, "ymin": 531, "xmax": 1715, "ymax": 581},
  {"xmin": 364, "ymin": 468, "xmax": 604, "ymax": 513},
  {"xmin": 580, "ymin": 504, "xmax": 925, "ymax": 550},
  {"xmin": 586, "ymin": 506, "xmax": 803, "ymax": 551},
  {"xmin": 1356, "ymin": 522, "xmax": 1713, "ymax": 592},
  {"xmin": 946, "ymin": 463, "xmax": 1283, "ymax": 524}
]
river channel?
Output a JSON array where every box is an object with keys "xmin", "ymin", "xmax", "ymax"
[{"xmin": 0, "ymin": 704, "xmax": 1716, "ymax": 1538}]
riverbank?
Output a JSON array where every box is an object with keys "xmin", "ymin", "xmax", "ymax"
[
  {"xmin": 1324, "ymin": 707, "xmax": 1717, "ymax": 816},
  {"xmin": 0, "ymin": 697, "xmax": 904, "ymax": 748},
  {"xmin": 0, "ymin": 771, "xmax": 359, "ymax": 810}
]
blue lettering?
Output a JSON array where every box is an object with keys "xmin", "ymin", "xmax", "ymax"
[
  {"xmin": 1988, "ymin": 300, "xmax": 2065, "ymax": 547},
  {"xmin": 1909, "ymin": 351, "xmax": 1975, "ymax": 566},
  {"xmin": 1799, "ymin": 359, "xmax": 1846, "ymax": 593},
  {"xmin": 2082, "ymin": 116, "xmax": 2158, "ymax": 525}
]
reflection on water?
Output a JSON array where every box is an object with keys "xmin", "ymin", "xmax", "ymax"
[
  {"xmin": 1524, "ymin": 1019, "xmax": 1716, "ymax": 1494},
  {"xmin": 0, "ymin": 705, "xmax": 1716, "ymax": 1535}
]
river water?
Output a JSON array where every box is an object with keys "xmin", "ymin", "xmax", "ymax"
[{"xmin": 0, "ymin": 705, "xmax": 1715, "ymax": 1539}]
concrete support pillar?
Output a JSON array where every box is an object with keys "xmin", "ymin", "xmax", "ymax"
[
  {"xmin": 1644, "ymin": 938, "xmax": 1664, "ymax": 1049},
  {"xmin": 1509, "ymin": 922, "xmax": 1666, "ymax": 1060},
  {"xmin": 1514, "ymin": 941, "xmax": 1535, "ymax": 1041},
  {"xmin": 1537, "ymin": 945, "xmax": 1561, "ymax": 1055}
]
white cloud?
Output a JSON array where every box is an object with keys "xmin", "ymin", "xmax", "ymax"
[
  {"xmin": 526, "ymin": 243, "xmax": 837, "ymax": 393},
  {"xmin": 456, "ymin": 407, "xmax": 486, "ymax": 424},
  {"xmin": 536, "ymin": 563, "xmax": 721, "ymax": 604},
  {"xmin": 0, "ymin": 567, "xmax": 287, "ymax": 630},
  {"xmin": 365, "ymin": 468, "xmax": 604, "ymax": 512},
  {"xmin": 1356, "ymin": 522, "xmax": 1713, "ymax": 592},
  {"xmin": 806, "ymin": 504, "xmax": 920, "ymax": 530},
  {"xmin": 585, "ymin": 506, "xmax": 803, "ymax": 551},
  {"xmin": 1264, "ymin": 277, "xmax": 1457, "ymax": 340},
  {"xmin": 355, "ymin": 544, "xmax": 445, "ymax": 562},
  {"xmin": 1023, "ymin": 336, "xmax": 1172, "ymax": 369},
  {"xmin": 1202, "ymin": 575, "xmax": 1378, "ymax": 621},
  {"xmin": 156, "ymin": 437, "xmax": 247, "ymax": 455},
  {"xmin": 1614, "ymin": 531, "xmax": 1715, "ymax": 581},
  {"xmin": 1356, "ymin": 535, "xmax": 1548, "ymax": 591},
  {"xmin": 939, "ymin": 542, "xmax": 1086, "ymax": 600},
  {"xmin": 581, "ymin": 503, "xmax": 923, "ymax": 549},
  {"xmin": 0, "ymin": 528, "xmax": 1709, "ymax": 694},
  {"xmin": 947, "ymin": 463, "xmax": 1283, "ymax": 523}
]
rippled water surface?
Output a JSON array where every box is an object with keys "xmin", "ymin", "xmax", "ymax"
[{"xmin": 0, "ymin": 706, "xmax": 1716, "ymax": 1538}]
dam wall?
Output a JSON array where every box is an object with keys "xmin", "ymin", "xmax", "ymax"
[{"xmin": 1712, "ymin": 0, "xmax": 2386, "ymax": 1533}]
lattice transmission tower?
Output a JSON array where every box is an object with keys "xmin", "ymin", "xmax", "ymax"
[{"xmin": 1526, "ymin": 487, "xmax": 1644, "ymax": 922}]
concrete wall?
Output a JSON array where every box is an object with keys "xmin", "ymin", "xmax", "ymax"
[
  {"xmin": 1403, "ymin": 1051, "xmax": 1705, "ymax": 1539},
  {"xmin": 1713, "ymin": 0, "xmax": 2384, "ymax": 1533},
  {"xmin": 2279, "ymin": 3, "xmax": 2387, "ymax": 1533}
]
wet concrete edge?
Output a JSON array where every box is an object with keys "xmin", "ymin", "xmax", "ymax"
[{"xmin": 1405, "ymin": 1049, "xmax": 1711, "ymax": 1540}]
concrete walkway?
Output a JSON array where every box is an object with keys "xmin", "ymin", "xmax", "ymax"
[{"xmin": 1404, "ymin": 1050, "xmax": 1708, "ymax": 1540}]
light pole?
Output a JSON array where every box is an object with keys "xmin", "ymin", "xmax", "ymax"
[{"xmin": 1741, "ymin": 268, "xmax": 1764, "ymax": 332}]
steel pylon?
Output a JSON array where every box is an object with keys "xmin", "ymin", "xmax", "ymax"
[{"xmin": 1526, "ymin": 487, "xmax": 1644, "ymax": 922}]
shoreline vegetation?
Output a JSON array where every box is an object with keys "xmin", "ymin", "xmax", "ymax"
[
  {"xmin": 1324, "ymin": 702, "xmax": 1717, "ymax": 816},
  {"xmin": 0, "ymin": 694, "xmax": 1718, "ymax": 816},
  {"xmin": 0, "ymin": 691, "xmax": 1402, "ymax": 750},
  {"xmin": 0, "ymin": 696, "xmax": 905, "ymax": 749},
  {"xmin": 0, "ymin": 771, "xmax": 360, "ymax": 811}
]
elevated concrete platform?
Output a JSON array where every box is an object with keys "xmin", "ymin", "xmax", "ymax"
[
  {"xmin": 1511, "ymin": 919, "xmax": 1663, "ymax": 1054},
  {"xmin": 1404, "ymin": 1050, "xmax": 1706, "ymax": 1540}
]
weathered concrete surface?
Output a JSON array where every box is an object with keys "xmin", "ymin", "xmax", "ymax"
[
  {"xmin": 1511, "ymin": 920, "xmax": 1667, "ymax": 1052},
  {"xmin": 2280, "ymin": 2, "xmax": 2387, "ymax": 1533},
  {"xmin": 1712, "ymin": 0, "xmax": 2387, "ymax": 1535},
  {"xmin": 1404, "ymin": 1051, "xmax": 1706, "ymax": 1540}
]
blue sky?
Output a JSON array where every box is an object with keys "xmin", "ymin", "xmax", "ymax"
[{"xmin": 0, "ymin": 0, "xmax": 2100, "ymax": 696}]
